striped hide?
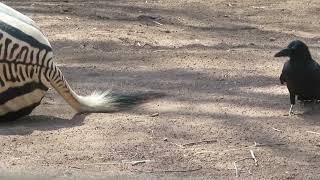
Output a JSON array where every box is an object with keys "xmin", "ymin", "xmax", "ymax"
[{"xmin": 0, "ymin": 3, "xmax": 163, "ymax": 121}]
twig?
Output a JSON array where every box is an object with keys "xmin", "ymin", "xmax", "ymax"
[
  {"xmin": 233, "ymin": 153, "xmax": 258, "ymax": 177},
  {"xmin": 158, "ymin": 167, "xmax": 202, "ymax": 173},
  {"xmin": 272, "ymin": 127, "xmax": 283, "ymax": 132},
  {"xmin": 147, "ymin": 166, "xmax": 202, "ymax": 173},
  {"xmin": 194, "ymin": 142, "xmax": 283, "ymax": 156},
  {"xmin": 153, "ymin": 20, "xmax": 163, "ymax": 26},
  {"xmin": 233, "ymin": 161, "xmax": 239, "ymax": 177},
  {"xmin": 306, "ymin": 131, "xmax": 320, "ymax": 135},
  {"xmin": 131, "ymin": 160, "xmax": 150, "ymax": 166},
  {"xmin": 150, "ymin": 113, "xmax": 159, "ymax": 117},
  {"xmin": 250, "ymin": 150, "xmax": 258, "ymax": 166},
  {"xmin": 254, "ymin": 141, "xmax": 285, "ymax": 147},
  {"xmin": 252, "ymin": 6, "xmax": 266, "ymax": 9},
  {"xmin": 84, "ymin": 160, "xmax": 153, "ymax": 166},
  {"xmin": 153, "ymin": 49, "xmax": 166, "ymax": 52},
  {"xmin": 182, "ymin": 140, "xmax": 217, "ymax": 147},
  {"xmin": 70, "ymin": 166, "xmax": 81, "ymax": 169},
  {"xmin": 84, "ymin": 162, "xmax": 119, "ymax": 166},
  {"xmin": 233, "ymin": 158, "xmax": 255, "ymax": 177}
]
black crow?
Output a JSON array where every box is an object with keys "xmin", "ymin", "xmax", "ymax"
[{"xmin": 275, "ymin": 40, "xmax": 320, "ymax": 115}]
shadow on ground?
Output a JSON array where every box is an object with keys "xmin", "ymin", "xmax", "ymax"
[{"xmin": 0, "ymin": 114, "xmax": 87, "ymax": 135}]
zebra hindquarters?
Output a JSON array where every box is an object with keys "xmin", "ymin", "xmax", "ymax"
[{"xmin": 0, "ymin": 63, "xmax": 49, "ymax": 121}]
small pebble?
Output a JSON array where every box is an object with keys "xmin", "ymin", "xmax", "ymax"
[{"xmin": 270, "ymin": 37, "xmax": 276, "ymax": 41}]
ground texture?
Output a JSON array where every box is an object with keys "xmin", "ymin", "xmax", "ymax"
[{"xmin": 1, "ymin": 0, "xmax": 320, "ymax": 179}]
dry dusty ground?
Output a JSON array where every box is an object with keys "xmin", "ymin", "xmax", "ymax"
[{"xmin": 1, "ymin": 0, "xmax": 320, "ymax": 179}]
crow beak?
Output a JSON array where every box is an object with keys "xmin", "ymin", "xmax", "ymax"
[{"xmin": 274, "ymin": 48, "xmax": 291, "ymax": 57}]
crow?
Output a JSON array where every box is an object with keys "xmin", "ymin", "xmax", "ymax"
[{"xmin": 275, "ymin": 40, "xmax": 320, "ymax": 115}]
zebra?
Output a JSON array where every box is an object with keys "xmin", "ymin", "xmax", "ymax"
[{"xmin": 0, "ymin": 3, "xmax": 162, "ymax": 121}]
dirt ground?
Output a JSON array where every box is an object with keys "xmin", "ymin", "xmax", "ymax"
[{"xmin": 1, "ymin": 0, "xmax": 320, "ymax": 179}]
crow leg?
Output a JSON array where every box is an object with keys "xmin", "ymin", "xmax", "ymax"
[
  {"xmin": 289, "ymin": 104, "xmax": 294, "ymax": 115},
  {"xmin": 289, "ymin": 93, "xmax": 295, "ymax": 116}
]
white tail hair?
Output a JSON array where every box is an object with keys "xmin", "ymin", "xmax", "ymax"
[{"xmin": 47, "ymin": 65, "xmax": 163, "ymax": 113}]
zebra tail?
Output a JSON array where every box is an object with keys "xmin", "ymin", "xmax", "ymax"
[{"xmin": 48, "ymin": 65, "xmax": 165, "ymax": 113}]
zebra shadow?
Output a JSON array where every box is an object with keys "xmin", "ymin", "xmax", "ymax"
[{"xmin": 0, "ymin": 113, "xmax": 87, "ymax": 135}]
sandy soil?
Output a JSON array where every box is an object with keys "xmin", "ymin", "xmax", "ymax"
[{"xmin": 1, "ymin": 0, "xmax": 320, "ymax": 179}]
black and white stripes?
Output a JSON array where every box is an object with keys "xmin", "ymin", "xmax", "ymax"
[{"xmin": 0, "ymin": 20, "xmax": 53, "ymax": 120}]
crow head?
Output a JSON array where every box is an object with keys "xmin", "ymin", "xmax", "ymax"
[{"xmin": 274, "ymin": 40, "xmax": 312, "ymax": 62}]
